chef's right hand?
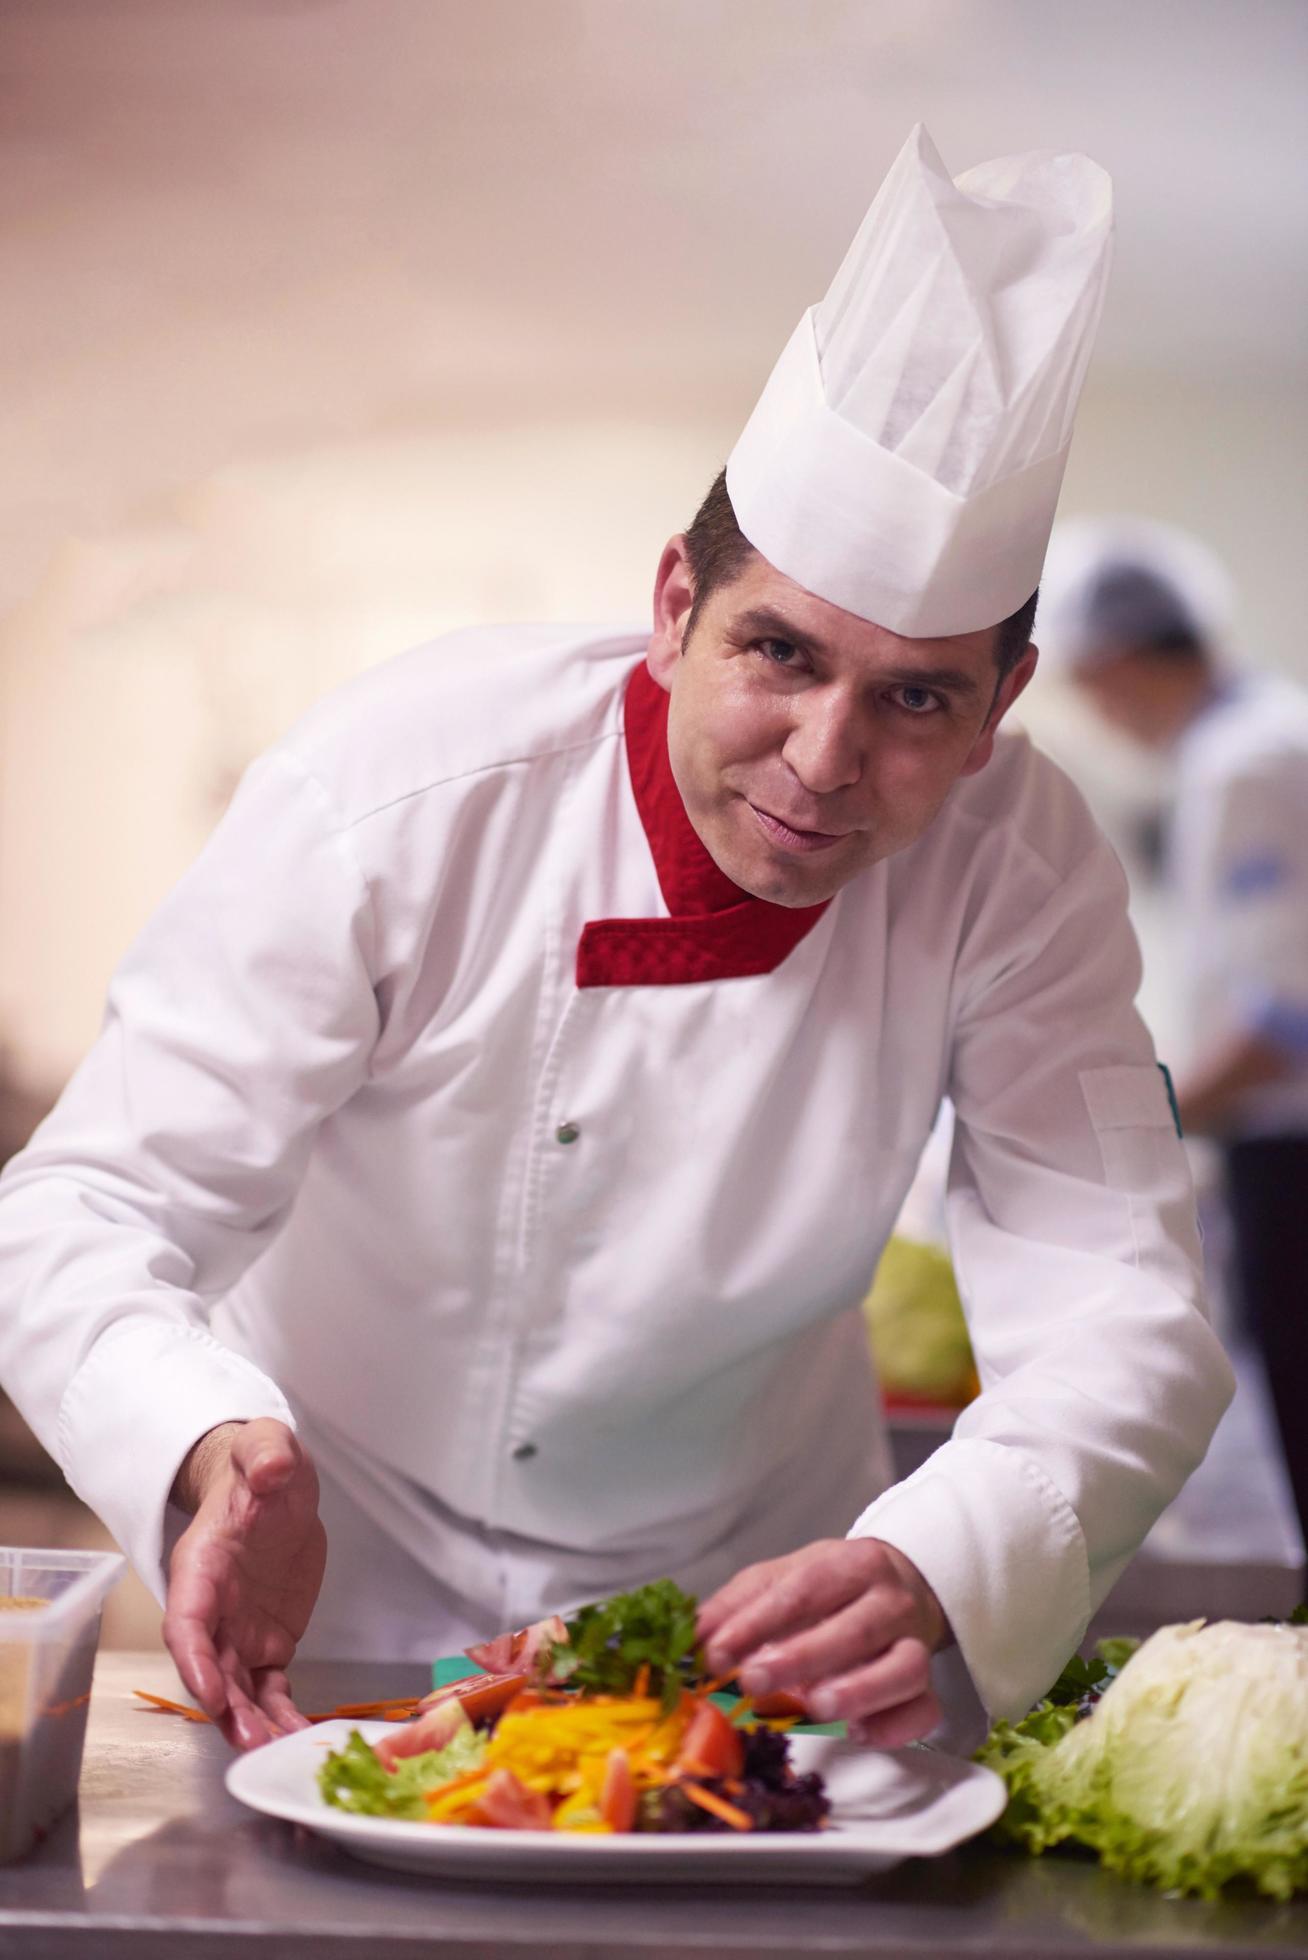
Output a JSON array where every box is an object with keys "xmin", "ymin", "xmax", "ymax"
[{"xmin": 162, "ymin": 1417, "xmax": 326, "ymax": 1751}]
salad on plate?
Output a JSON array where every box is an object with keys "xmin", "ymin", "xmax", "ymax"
[{"xmin": 317, "ymin": 1579, "xmax": 830, "ymax": 1836}]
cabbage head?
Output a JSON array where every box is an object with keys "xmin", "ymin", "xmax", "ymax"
[
  {"xmin": 863, "ymin": 1236, "xmax": 976, "ymax": 1403},
  {"xmin": 979, "ymin": 1620, "xmax": 1308, "ymax": 1900}
]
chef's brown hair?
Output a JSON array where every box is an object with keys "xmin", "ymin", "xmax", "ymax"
[{"xmin": 683, "ymin": 469, "xmax": 1038, "ymax": 680}]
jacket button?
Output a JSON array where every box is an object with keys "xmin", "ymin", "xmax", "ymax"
[
  {"xmin": 555, "ymin": 1122, "xmax": 580, "ymax": 1145},
  {"xmin": 512, "ymin": 1442, "xmax": 538, "ymax": 1462}
]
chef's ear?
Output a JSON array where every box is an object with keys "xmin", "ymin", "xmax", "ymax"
[
  {"xmin": 959, "ymin": 644, "xmax": 1040, "ymax": 778},
  {"xmin": 647, "ymin": 537, "xmax": 696, "ymax": 691}
]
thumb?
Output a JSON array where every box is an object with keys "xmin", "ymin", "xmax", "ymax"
[{"xmin": 230, "ymin": 1418, "xmax": 300, "ymax": 1497}]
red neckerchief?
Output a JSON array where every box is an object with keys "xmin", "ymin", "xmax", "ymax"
[{"xmin": 576, "ymin": 660, "xmax": 831, "ymax": 988}]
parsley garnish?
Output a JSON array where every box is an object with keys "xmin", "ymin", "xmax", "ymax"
[
  {"xmin": 1042, "ymin": 1638, "xmax": 1139, "ymax": 1715},
  {"xmin": 551, "ymin": 1579, "xmax": 702, "ymax": 1712}
]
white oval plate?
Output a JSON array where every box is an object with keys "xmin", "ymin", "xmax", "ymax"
[{"xmin": 227, "ymin": 1720, "xmax": 1006, "ymax": 1885}]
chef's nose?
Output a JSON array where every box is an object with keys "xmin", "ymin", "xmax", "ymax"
[{"xmin": 781, "ymin": 691, "xmax": 864, "ymax": 795}]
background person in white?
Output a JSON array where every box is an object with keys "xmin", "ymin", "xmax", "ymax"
[
  {"xmin": 0, "ymin": 130, "xmax": 1234, "ymax": 1751},
  {"xmin": 1046, "ymin": 518, "xmax": 1308, "ymax": 1556}
]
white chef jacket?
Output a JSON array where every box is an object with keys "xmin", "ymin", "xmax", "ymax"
[
  {"xmin": 1169, "ymin": 674, "xmax": 1308, "ymax": 1137},
  {"xmin": 0, "ymin": 624, "xmax": 1233, "ymax": 1724}
]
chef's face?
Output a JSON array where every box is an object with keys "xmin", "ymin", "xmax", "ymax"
[{"xmin": 646, "ymin": 541, "xmax": 1038, "ymax": 908}]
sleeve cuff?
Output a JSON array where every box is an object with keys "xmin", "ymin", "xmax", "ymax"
[
  {"xmin": 56, "ymin": 1316, "xmax": 294, "ymax": 1601},
  {"xmin": 848, "ymin": 1435, "xmax": 1090, "ymax": 1724}
]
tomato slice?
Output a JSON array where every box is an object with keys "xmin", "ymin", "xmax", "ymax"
[
  {"xmin": 600, "ymin": 1747, "xmax": 637, "ymax": 1832},
  {"xmin": 677, "ymin": 1699, "xmax": 744, "ymax": 1780},
  {"xmin": 464, "ymin": 1633, "xmax": 518, "ymax": 1673},
  {"xmin": 463, "ymin": 1614, "xmax": 568, "ymax": 1676},
  {"xmin": 417, "ymin": 1670, "xmax": 531, "ymax": 1728},
  {"xmin": 466, "ymin": 1768, "xmax": 553, "ymax": 1831},
  {"xmin": 747, "ymin": 1689, "xmax": 808, "ymax": 1720},
  {"xmin": 374, "ymin": 1697, "xmax": 468, "ymax": 1771}
]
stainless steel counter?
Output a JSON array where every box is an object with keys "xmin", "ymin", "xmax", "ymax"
[{"xmin": 0, "ymin": 1652, "xmax": 1303, "ymax": 1959}]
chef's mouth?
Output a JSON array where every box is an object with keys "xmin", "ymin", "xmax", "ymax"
[{"xmin": 748, "ymin": 804, "xmax": 849, "ymax": 855}]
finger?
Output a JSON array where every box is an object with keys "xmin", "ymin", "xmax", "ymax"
[
  {"xmin": 737, "ymin": 1592, "xmax": 918, "ymax": 1697},
  {"xmin": 231, "ymin": 1418, "xmax": 301, "ymax": 1497},
  {"xmin": 218, "ymin": 1692, "xmax": 279, "ymax": 1752},
  {"xmin": 849, "ymin": 1688, "xmax": 942, "ymax": 1751},
  {"xmin": 163, "ymin": 1566, "xmax": 229, "ymax": 1721},
  {"xmin": 216, "ymin": 1647, "xmax": 279, "ymax": 1752},
  {"xmin": 704, "ymin": 1550, "xmax": 853, "ymax": 1668},
  {"xmin": 696, "ymin": 1564, "xmax": 779, "ymax": 1648},
  {"xmin": 802, "ymin": 1636, "xmax": 933, "ymax": 1725},
  {"xmin": 705, "ymin": 1544, "xmax": 878, "ymax": 1673},
  {"xmin": 163, "ymin": 1627, "xmax": 226, "ymax": 1719},
  {"xmin": 163, "ymin": 1621, "xmax": 229, "ymax": 1721},
  {"xmin": 253, "ymin": 1669, "xmax": 310, "ymax": 1735}
]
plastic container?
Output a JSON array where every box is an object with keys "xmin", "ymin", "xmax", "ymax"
[{"xmin": 0, "ymin": 1547, "xmax": 125, "ymax": 1861}]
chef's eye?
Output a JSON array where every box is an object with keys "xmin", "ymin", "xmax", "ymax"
[
  {"xmin": 756, "ymin": 638, "xmax": 803, "ymax": 667},
  {"xmin": 890, "ymin": 684, "xmax": 942, "ymax": 715}
]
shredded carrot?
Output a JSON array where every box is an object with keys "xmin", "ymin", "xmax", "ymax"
[
  {"xmin": 425, "ymin": 1768, "xmax": 494, "ymax": 1821},
  {"xmin": 133, "ymin": 1688, "xmax": 424, "ymax": 1726},
  {"xmin": 679, "ymin": 1758, "xmax": 707, "ymax": 1778},
  {"xmin": 133, "ymin": 1690, "xmax": 211, "ymax": 1723},
  {"xmin": 44, "ymin": 1691, "xmax": 92, "ymax": 1719},
  {"xmin": 698, "ymin": 1674, "xmax": 733, "ymax": 1696},
  {"xmin": 632, "ymin": 1664, "xmax": 649, "ymax": 1699},
  {"xmin": 681, "ymin": 1780, "xmax": 753, "ymax": 1830},
  {"xmin": 423, "ymin": 1765, "xmax": 493, "ymax": 1802},
  {"xmin": 326, "ymin": 1699, "xmax": 422, "ymax": 1720}
]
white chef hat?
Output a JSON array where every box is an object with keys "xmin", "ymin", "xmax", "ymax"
[
  {"xmin": 1039, "ymin": 516, "xmax": 1236, "ymax": 672},
  {"xmin": 726, "ymin": 124, "xmax": 1113, "ymax": 638}
]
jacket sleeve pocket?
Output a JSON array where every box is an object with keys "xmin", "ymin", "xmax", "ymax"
[{"xmin": 1079, "ymin": 1063, "xmax": 1177, "ymax": 1192}]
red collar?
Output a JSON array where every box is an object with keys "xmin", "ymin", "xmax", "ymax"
[{"xmin": 576, "ymin": 660, "xmax": 830, "ymax": 988}]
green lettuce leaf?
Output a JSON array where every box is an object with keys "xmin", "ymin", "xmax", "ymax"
[
  {"xmin": 318, "ymin": 1723, "xmax": 487, "ymax": 1820},
  {"xmin": 978, "ymin": 1621, "xmax": 1308, "ymax": 1900}
]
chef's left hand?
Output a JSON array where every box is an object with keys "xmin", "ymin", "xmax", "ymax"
[{"xmin": 698, "ymin": 1538, "xmax": 949, "ymax": 1747}]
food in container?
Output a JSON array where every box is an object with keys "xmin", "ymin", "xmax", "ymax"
[{"xmin": 0, "ymin": 1547, "xmax": 124, "ymax": 1861}]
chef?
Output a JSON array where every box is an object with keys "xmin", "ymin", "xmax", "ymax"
[
  {"xmin": 1044, "ymin": 517, "xmax": 1308, "ymax": 1552},
  {"xmin": 0, "ymin": 128, "xmax": 1233, "ymax": 1753}
]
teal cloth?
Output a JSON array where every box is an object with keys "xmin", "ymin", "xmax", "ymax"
[
  {"xmin": 430, "ymin": 1655, "xmax": 844, "ymax": 1736},
  {"xmin": 432, "ymin": 1655, "xmax": 484, "ymax": 1689}
]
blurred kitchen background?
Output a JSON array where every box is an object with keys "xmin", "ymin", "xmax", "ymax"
[{"xmin": 1, "ymin": 0, "xmax": 1305, "ymax": 1647}]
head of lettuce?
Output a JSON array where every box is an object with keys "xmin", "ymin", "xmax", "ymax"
[{"xmin": 980, "ymin": 1618, "xmax": 1308, "ymax": 1900}]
